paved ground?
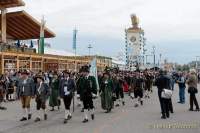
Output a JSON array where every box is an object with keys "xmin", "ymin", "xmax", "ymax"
[{"xmin": 1, "ymin": 84, "xmax": 200, "ymax": 133}]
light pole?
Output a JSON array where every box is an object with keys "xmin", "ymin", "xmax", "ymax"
[
  {"xmin": 152, "ymin": 46, "xmax": 156, "ymax": 69},
  {"xmin": 88, "ymin": 44, "xmax": 93, "ymax": 56},
  {"xmin": 159, "ymin": 53, "xmax": 162, "ymax": 68}
]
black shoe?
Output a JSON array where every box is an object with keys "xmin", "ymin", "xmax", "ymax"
[
  {"xmin": 20, "ymin": 117, "xmax": 27, "ymax": 121},
  {"xmin": 82, "ymin": 119, "xmax": 89, "ymax": 123},
  {"xmin": 34, "ymin": 117, "xmax": 41, "ymax": 122},
  {"xmin": 115, "ymin": 104, "xmax": 120, "ymax": 107},
  {"xmin": 134, "ymin": 103, "xmax": 139, "ymax": 107},
  {"xmin": 166, "ymin": 114, "xmax": 170, "ymax": 118},
  {"xmin": 0, "ymin": 106, "xmax": 7, "ymax": 110},
  {"xmin": 195, "ymin": 108, "xmax": 200, "ymax": 111},
  {"xmin": 170, "ymin": 111, "xmax": 174, "ymax": 113},
  {"xmin": 28, "ymin": 114, "xmax": 32, "ymax": 120},
  {"xmin": 189, "ymin": 108, "xmax": 194, "ymax": 111},
  {"xmin": 63, "ymin": 119, "xmax": 68, "ymax": 124},
  {"xmin": 122, "ymin": 101, "xmax": 125, "ymax": 106},
  {"xmin": 161, "ymin": 116, "xmax": 166, "ymax": 119},
  {"xmin": 58, "ymin": 106, "xmax": 60, "ymax": 110},
  {"xmin": 91, "ymin": 114, "xmax": 95, "ymax": 120},
  {"xmin": 44, "ymin": 114, "xmax": 47, "ymax": 120},
  {"xmin": 140, "ymin": 100, "xmax": 143, "ymax": 105},
  {"xmin": 67, "ymin": 115, "xmax": 72, "ymax": 120}
]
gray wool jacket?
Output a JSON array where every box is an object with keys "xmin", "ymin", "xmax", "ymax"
[
  {"xmin": 35, "ymin": 82, "xmax": 50, "ymax": 102},
  {"xmin": 17, "ymin": 78, "xmax": 35, "ymax": 97}
]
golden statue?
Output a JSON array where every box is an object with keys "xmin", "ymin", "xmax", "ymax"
[{"xmin": 131, "ymin": 14, "xmax": 139, "ymax": 28}]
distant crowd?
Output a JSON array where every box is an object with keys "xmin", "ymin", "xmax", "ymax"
[{"xmin": 0, "ymin": 66, "xmax": 200, "ymax": 124}]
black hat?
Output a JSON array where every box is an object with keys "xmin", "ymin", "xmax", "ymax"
[
  {"xmin": 80, "ymin": 65, "xmax": 90, "ymax": 73},
  {"xmin": 112, "ymin": 67, "xmax": 119, "ymax": 74},
  {"xmin": 159, "ymin": 70, "xmax": 164, "ymax": 75},
  {"xmin": 103, "ymin": 66, "xmax": 111, "ymax": 76},
  {"xmin": 35, "ymin": 74, "xmax": 44, "ymax": 81},
  {"xmin": 63, "ymin": 70, "xmax": 70, "ymax": 74}
]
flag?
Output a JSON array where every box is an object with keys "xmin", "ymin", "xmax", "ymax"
[
  {"xmin": 39, "ymin": 16, "xmax": 46, "ymax": 54},
  {"xmin": 16, "ymin": 40, "xmax": 20, "ymax": 47},
  {"xmin": 89, "ymin": 57, "xmax": 100, "ymax": 90},
  {"xmin": 72, "ymin": 29, "xmax": 77, "ymax": 50},
  {"xmin": 30, "ymin": 40, "xmax": 34, "ymax": 48}
]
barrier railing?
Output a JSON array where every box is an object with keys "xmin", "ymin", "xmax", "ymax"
[{"xmin": 0, "ymin": 43, "xmax": 36, "ymax": 54}]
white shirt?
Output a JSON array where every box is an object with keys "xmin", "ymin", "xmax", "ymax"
[
  {"xmin": 37, "ymin": 82, "xmax": 42, "ymax": 95},
  {"xmin": 22, "ymin": 79, "xmax": 27, "ymax": 92},
  {"xmin": 64, "ymin": 77, "xmax": 70, "ymax": 96}
]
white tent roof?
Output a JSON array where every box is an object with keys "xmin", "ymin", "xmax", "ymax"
[
  {"xmin": 112, "ymin": 57, "xmax": 125, "ymax": 65},
  {"xmin": 33, "ymin": 44, "xmax": 76, "ymax": 56},
  {"xmin": 44, "ymin": 47, "xmax": 76, "ymax": 56}
]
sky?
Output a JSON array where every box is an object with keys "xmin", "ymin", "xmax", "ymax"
[{"xmin": 16, "ymin": 0, "xmax": 200, "ymax": 64}]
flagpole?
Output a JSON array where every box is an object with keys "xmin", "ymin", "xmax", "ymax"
[
  {"xmin": 72, "ymin": 28, "xmax": 78, "ymax": 112},
  {"xmin": 39, "ymin": 15, "xmax": 46, "ymax": 54}
]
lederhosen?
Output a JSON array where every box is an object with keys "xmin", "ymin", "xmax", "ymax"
[{"xmin": 145, "ymin": 75, "xmax": 152, "ymax": 91}]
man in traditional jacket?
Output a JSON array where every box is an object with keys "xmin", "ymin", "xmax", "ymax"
[
  {"xmin": 77, "ymin": 65, "xmax": 97, "ymax": 123},
  {"xmin": 17, "ymin": 71, "xmax": 35, "ymax": 121},
  {"xmin": 99, "ymin": 70, "xmax": 114, "ymax": 113},
  {"xmin": 112, "ymin": 74, "xmax": 125, "ymax": 107},
  {"xmin": 133, "ymin": 71, "xmax": 145, "ymax": 107},
  {"xmin": 34, "ymin": 74, "xmax": 50, "ymax": 122},
  {"xmin": 59, "ymin": 70, "xmax": 76, "ymax": 124},
  {"xmin": 144, "ymin": 71, "xmax": 154, "ymax": 98}
]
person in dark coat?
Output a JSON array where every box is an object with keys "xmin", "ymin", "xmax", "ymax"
[
  {"xmin": 77, "ymin": 65, "xmax": 97, "ymax": 123},
  {"xmin": 34, "ymin": 74, "xmax": 50, "ymax": 122},
  {"xmin": 144, "ymin": 71, "xmax": 154, "ymax": 98},
  {"xmin": 155, "ymin": 70, "xmax": 172, "ymax": 119},
  {"xmin": 49, "ymin": 73, "xmax": 60, "ymax": 111},
  {"xmin": 112, "ymin": 74, "xmax": 125, "ymax": 107},
  {"xmin": 99, "ymin": 71, "xmax": 114, "ymax": 113},
  {"xmin": 17, "ymin": 71, "xmax": 35, "ymax": 121},
  {"xmin": 133, "ymin": 72, "xmax": 145, "ymax": 107},
  {"xmin": 59, "ymin": 70, "xmax": 76, "ymax": 124}
]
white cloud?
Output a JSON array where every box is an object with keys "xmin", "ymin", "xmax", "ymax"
[{"xmin": 21, "ymin": 0, "xmax": 200, "ymax": 40}]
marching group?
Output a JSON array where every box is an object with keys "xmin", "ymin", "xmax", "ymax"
[{"xmin": 0, "ymin": 65, "xmax": 200, "ymax": 124}]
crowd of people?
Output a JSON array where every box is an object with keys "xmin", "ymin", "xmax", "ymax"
[{"xmin": 0, "ymin": 66, "xmax": 200, "ymax": 124}]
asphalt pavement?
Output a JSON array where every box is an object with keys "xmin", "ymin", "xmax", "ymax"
[{"xmin": 1, "ymin": 84, "xmax": 200, "ymax": 133}]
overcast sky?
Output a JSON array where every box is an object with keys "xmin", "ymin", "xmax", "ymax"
[{"xmin": 19, "ymin": 0, "xmax": 200, "ymax": 64}]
